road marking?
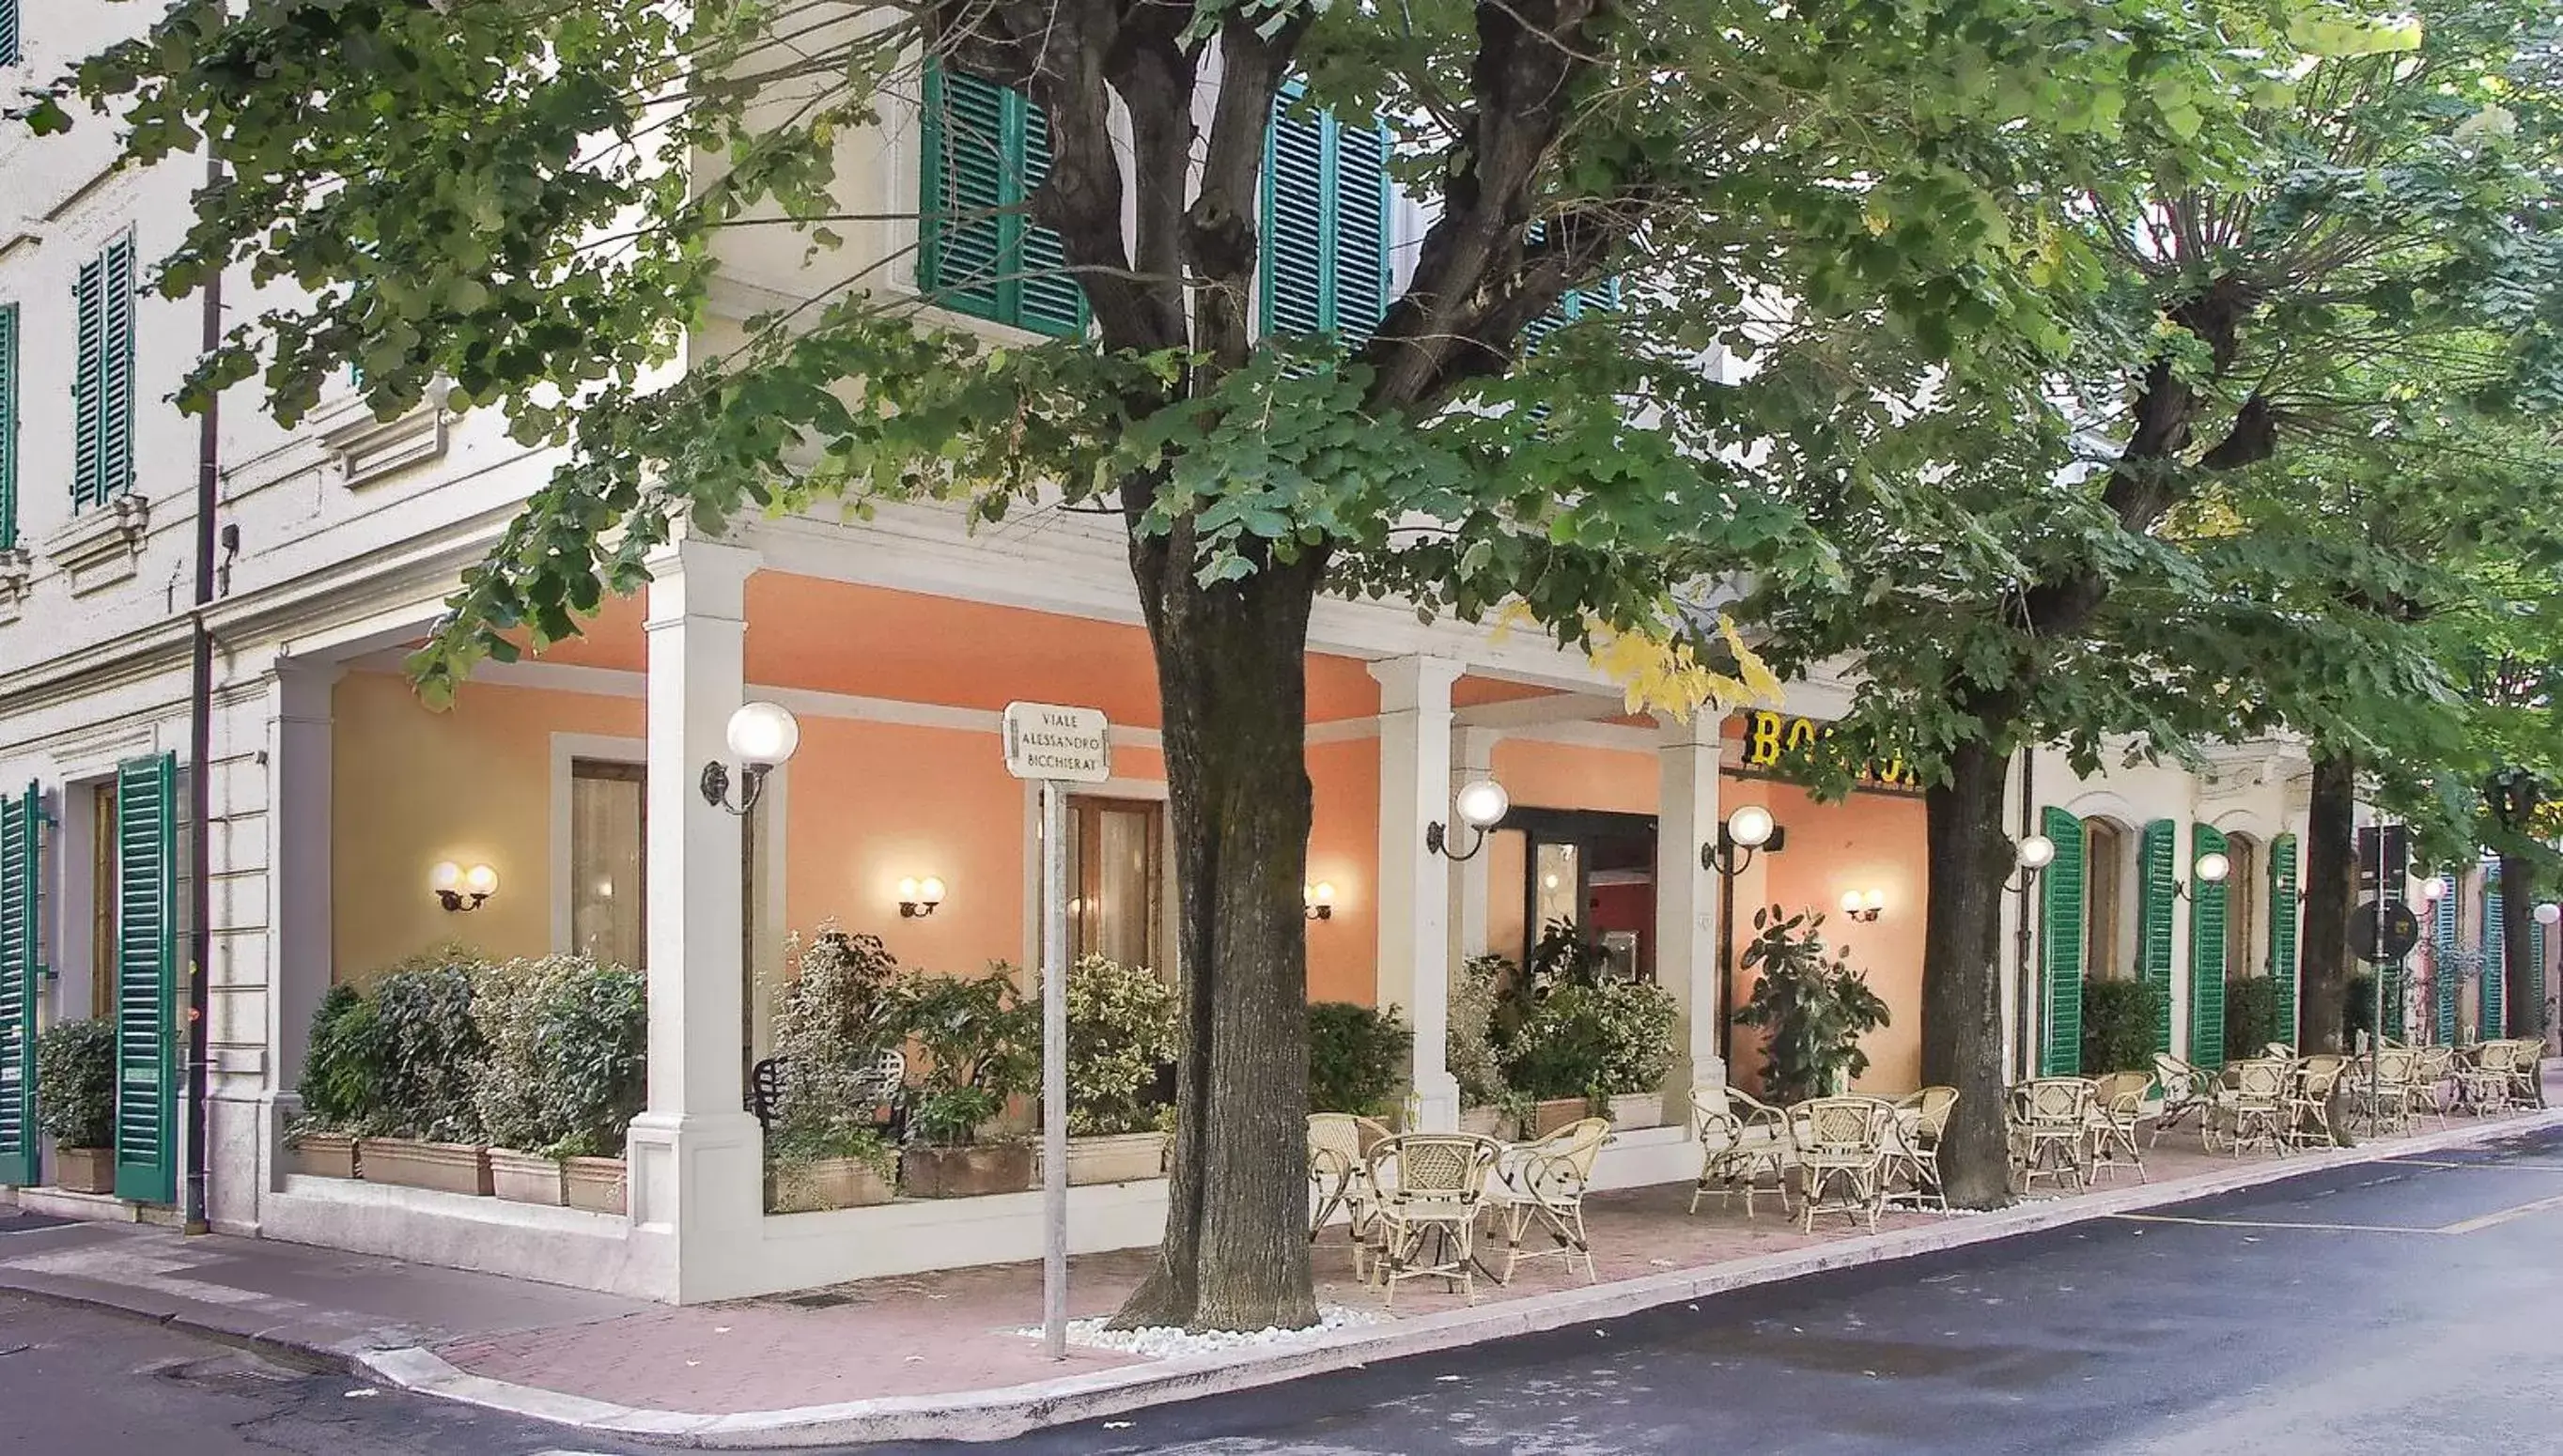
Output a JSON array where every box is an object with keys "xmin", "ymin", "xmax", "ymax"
[
  {"xmin": 2384, "ymin": 1158, "xmax": 2563, "ymax": 1171},
  {"xmin": 2109, "ymin": 1214, "xmax": 2438, "ymax": 1234},
  {"xmin": 2435, "ymin": 1190, "xmax": 2563, "ymax": 1234}
]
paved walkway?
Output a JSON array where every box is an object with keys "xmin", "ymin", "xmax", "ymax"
[{"xmin": 2, "ymin": 1084, "xmax": 2553, "ymax": 1446}]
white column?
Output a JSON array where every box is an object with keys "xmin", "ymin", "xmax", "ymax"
[
  {"xmin": 257, "ymin": 660, "xmax": 339, "ymax": 1193},
  {"xmin": 1449, "ymin": 727, "xmax": 1499, "ymax": 968},
  {"xmin": 626, "ymin": 534, "xmax": 765, "ymax": 1304},
  {"xmin": 1654, "ymin": 714, "xmax": 1725, "ymax": 1119},
  {"xmin": 1374, "ymin": 656, "xmax": 1463, "ymax": 1131}
]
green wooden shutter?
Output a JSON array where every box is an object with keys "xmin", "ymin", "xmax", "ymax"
[
  {"xmin": 1260, "ymin": 89, "xmax": 1391, "ymax": 347},
  {"xmin": 0, "ymin": 302, "xmax": 17, "ymax": 550},
  {"xmin": 2432, "ymin": 875, "xmax": 2458, "ymax": 1044},
  {"xmin": 101, "ymin": 236, "xmax": 136, "ymax": 503},
  {"xmin": 0, "ymin": 783, "xmax": 39, "ymax": 1186},
  {"xmin": 2189, "ymin": 824, "xmax": 2228, "ymax": 1069},
  {"xmin": 113, "ymin": 753, "xmax": 178, "ymax": 1204},
  {"xmin": 2040, "ymin": 807, "xmax": 2085, "ymax": 1075},
  {"xmin": 1329, "ymin": 121, "xmax": 1390, "ymax": 346},
  {"xmin": 72, "ymin": 254, "xmax": 105, "ymax": 509},
  {"xmin": 0, "ymin": 0, "xmax": 17, "ymax": 70},
  {"xmin": 2482, "ymin": 875, "xmax": 2506, "ymax": 1040},
  {"xmin": 2269, "ymin": 834, "xmax": 2299, "ymax": 1046},
  {"xmin": 918, "ymin": 67, "xmax": 1083, "ymax": 336},
  {"xmin": 1012, "ymin": 101, "xmax": 1084, "ymax": 334},
  {"xmin": 2136, "ymin": 819, "xmax": 2179, "ymax": 1053}
]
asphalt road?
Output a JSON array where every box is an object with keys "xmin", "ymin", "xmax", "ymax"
[{"xmin": 10, "ymin": 1127, "xmax": 2563, "ymax": 1455}]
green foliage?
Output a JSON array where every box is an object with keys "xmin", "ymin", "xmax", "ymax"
[
  {"xmin": 472, "ymin": 954, "xmax": 647, "ymax": 1159},
  {"xmin": 1447, "ymin": 954, "xmax": 1517, "ymax": 1111},
  {"xmin": 1591, "ymin": 979, "xmax": 1679, "ymax": 1096},
  {"xmin": 2343, "ymin": 969, "xmax": 2381, "ymax": 1043},
  {"xmin": 1526, "ymin": 919, "xmax": 1611, "ymax": 995},
  {"xmin": 2082, "ymin": 979, "xmax": 2165, "ymax": 1074},
  {"xmin": 1503, "ymin": 984, "xmax": 1617, "ymax": 1102},
  {"xmin": 893, "ymin": 968, "xmax": 1038, "ymax": 1147},
  {"xmin": 34, "ymin": 1020, "xmax": 115, "ymax": 1150},
  {"xmin": 298, "ymin": 984, "xmax": 387, "ymax": 1135},
  {"xmin": 1052, "ymin": 954, "xmax": 1178, "ymax": 1137},
  {"xmin": 1307, "ymin": 1002, "xmax": 1407, "ymax": 1118},
  {"xmin": 369, "ymin": 947, "xmax": 491, "ymax": 1142},
  {"xmin": 2225, "ymin": 976, "xmax": 2282, "ymax": 1059},
  {"xmin": 1732, "ymin": 907, "xmax": 1890, "ymax": 1105},
  {"xmin": 769, "ymin": 928, "xmax": 910, "ymax": 1168}
]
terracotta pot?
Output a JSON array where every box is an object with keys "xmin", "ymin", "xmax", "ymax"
[
  {"xmin": 1458, "ymin": 1106, "xmax": 1514, "ymax": 1139},
  {"xmin": 766, "ymin": 1155, "xmax": 897, "ymax": 1214},
  {"xmin": 1530, "ymin": 1097, "xmax": 1592, "ymax": 1138},
  {"xmin": 358, "ymin": 1138, "xmax": 493, "ymax": 1197},
  {"xmin": 53, "ymin": 1146, "xmax": 113, "ymax": 1195},
  {"xmin": 487, "ymin": 1149, "xmax": 567, "ymax": 1206},
  {"xmin": 563, "ymin": 1156, "xmax": 628, "ymax": 1216},
  {"xmin": 901, "ymin": 1142, "xmax": 1033, "ymax": 1199},
  {"xmin": 1606, "ymin": 1092, "xmax": 1664, "ymax": 1131},
  {"xmin": 287, "ymin": 1132, "xmax": 358, "ymax": 1180},
  {"xmin": 1063, "ymin": 1132, "xmax": 1166, "ymax": 1186}
]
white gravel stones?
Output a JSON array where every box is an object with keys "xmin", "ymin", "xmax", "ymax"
[{"xmin": 1013, "ymin": 1305, "xmax": 1387, "ymax": 1358}]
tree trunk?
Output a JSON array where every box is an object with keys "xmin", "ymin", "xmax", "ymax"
[
  {"xmin": 1920, "ymin": 733, "xmax": 2017, "ymax": 1208},
  {"xmin": 2502, "ymin": 850, "xmax": 2541, "ymax": 1046},
  {"xmin": 2300, "ymin": 751, "xmax": 2357, "ymax": 1058},
  {"xmin": 1111, "ymin": 548, "xmax": 1323, "ymax": 1333}
]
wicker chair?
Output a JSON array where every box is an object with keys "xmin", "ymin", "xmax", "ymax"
[
  {"xmin": 2262, "ymin": 1042, "xmax": 2295, "ymax": 1061},
  {"xmin": 1308, "ymin": 1112, "xmax": 1394, "ymax": 1278},
  {"xmin": 2010, "ymin": 1077, "xmax": 2096, "ymax": 1193},
  {"xmin": 1887, "ymin": 1086, "xmax": 1959, "ymax": 1209},
  {"xmin": 2088, "ymin": 1071, "xmax": 2153, "ymax": 1183},
  {"xmin": 1365, "ymin": 1133, "xmax": 1502, "ymax": 1307},
  {"xmin": 1690, "ymin": 1086, "xmax": 1791, "ymax": 1218},
  {"xmin": 1484, "ymin": 1117, "xmax": 1609, "ymax": 1283},
  {"xmin": 2457, "ymin": 1040, "xmax": 2519, "ymax": 1115},
  {"xmin": 2407, "ymin": 1045, "xmax": 2458, "ymax": 1127},
  {"xmin": 2216, "ymin": 1059, "xmax": 2291, "ymax": 1156},
  {"xmin": 2345, "ymin": 1047, "xmax": 2416, "ymax": 1136},
  {"xmin": 1788, "ymin": 1097, "xmax": 1898, "ymax": 1233},
  {"xmin": 2504, "ymin": 1039, "xmax": 2547, "ymax": 1108},
  {"xmin": 2151, "ymin": 1053, "xmax": 2214, "ymax": 1146},
  {"xmin": 2285, "ymin": 1056, "xmax": 2346, "ymax": 1150}
]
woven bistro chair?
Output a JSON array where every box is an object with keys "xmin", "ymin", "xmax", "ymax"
[
  {"xmin": 2262, "ymin": 1043, "xmax": 2296, "ymax": 1061},
  {"xmin": 2151, "ymin": 1053, "xmax": 2216, "ymax": 1146},
  {"xmin": 2457, "ymin": 1039, "xmax": 2519, "ymax": 1115},
  {"xmin": 2504, "ymin": 1039, "xmax": 2547, "ymax": 1109},
  {"xmin": 2009, "ymin": 1077, "xmax": 2096, "ymax": 1193},
  {"xmin": 2407, "ymin": 1045, "xmax": 2458, "ymax": 1127},
  {"xmin": 1484, "ymin": 1117, "xmax": 1609, "ymax": 1284},
  {"xmin": 1887, "ymin": 1086, "xmax": 1959, "ymax": 1209},
  {"xmin": 2346, "ymin": 1047, "xmax": 2417, "ymax": 1136},
  {"xmin": 1691, "ymin": 1086, "xmax": 1792, "ymax": 1218},
  {"xmin": 1308, "ymin": 1113, "xmax": 1394, "ymax": 1278},
  {"xmin": 2285, "ymin": 1056, "xmax": 2346, "ymax": 1151},
  {"xmin": 1365, "ymin": 1132, "xmax": 1502, "ymax": 1308},
  {"xmin": 2216, "ymin": 1059, "xmax": 2291, "ymax": 1156},
  {"xmin": 1788, "ymin": 1096, "xmax": 1897, "ymax": 1233},
  {"xmin": 2088, "ymin": 1071, "xmax": 2153, "ymax": 1183}
]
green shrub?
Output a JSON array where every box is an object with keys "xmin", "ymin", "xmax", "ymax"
[
  {"xmin": 1504, "ymin": 984, "xmax": 1616, "ymax": 1101},
  {"xmin": 2081, "ymin": 978, "xmax": 2162, "ymax": 1073},
  {"xmin": 1308, "ymin": 1001, "xmax": 1408, "ymax": 1117},
  {"xmin": 1051, "ymin": 954, "xmax": 1177, "ymax": 1137},
  {"xmin": 1448, "ymin": 955, "xmax": 1516, "ymax": 1110},
  {"xmin": 768, "ymin": 929, "xmax": 908, "ymax": 1172},
  {"xmin": 2225, "ymin": 976, "xmax": 2280, "ymax": 1058},
  {"xmin": 2343, "ymin": 969, "xmax": 2379, "ymax": 1043},
  {"xmin": 894, "ymin": 967, "xmax": 1038, "ymax": 1146},
  {"xmin": 34, "ymin": 1020, "xmax": 115, "ymax": 1149},
  {"xmin": 299, "ymin": 984, "xmax": 387, "ymax": 1134},
  {"xmin": 370, "ymin": 946, "xmax": 490, "ymax": 1141},
  {"xmin": 1732, "ymin": 906, "xmax": 1888, "ymax": 1104},
  {"xmin": 472, "ymin": 954, "xmax": 646, "ymax": 1158},
  {"xmin": 1592, "ymin": 978, "xmax": 1678, "ymax": 1095}
]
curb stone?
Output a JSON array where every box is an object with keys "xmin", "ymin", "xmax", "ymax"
[{"xmin": 322, "ymin": 1107, "xmax": 2563, "ymax": 1448}]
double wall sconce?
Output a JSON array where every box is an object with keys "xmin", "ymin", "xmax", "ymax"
[
  {"xmin": 2170, "ymin": 849, "xmax": 2231, "ymax": 901},
  {"xmin": 897, "ymin": 876, "xmax": 947, "ymax": 919},
  {"xmin": 701, "ymin": 701, "xmax": 801, "ymax": 815},
  {"xmin": 1305, "ymin": 882, "xmax": 1337, "ymax": 922},
  {"xmin": 1700, "ymin": 804, "xmax": 1783, "ymax": 879},
  {"xmin": 2006, "ymin": 832, "xmax": 2058, "ymax": 892},
  {"xmin": 1425, "ymin": 779, "xmax": 1511, "ymax": 861},
  {"xmin": 1839, "ymin": 889, "xmax": 1887, "ymax": 922},
  {"xmin": 431, "ymin": 860, "xmax": 499, "ymax": 913}
]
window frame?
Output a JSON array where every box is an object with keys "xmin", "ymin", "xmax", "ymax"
[
  {"xmin": 70, "ymin": 233, "xmax": 137, "ymax": 513},
  {"xmin": 1258, "ymin": 85, "xmax": 1394, "ymax": 345},
  {"xmin": 915, "ymin": 64, "xmax": 1088, "ymax": 337}
]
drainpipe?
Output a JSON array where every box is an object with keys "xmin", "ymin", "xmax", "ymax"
[
  {"xmin": 2014, "ymin": 749, "xmax": 2037, "ymax": 1079},
  {"xmin": 181, "ymin": 155, "xmax": 223, "ymax": 1234}
]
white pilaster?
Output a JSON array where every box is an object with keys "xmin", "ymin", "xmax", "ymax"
[
  {"xmin": 1654, "ymin": 715, "xmax": 1725, "ymax": 1118},
  {"xmin": 258, "ymin": 660, "xmax": 339, "ymax": 1195},
  {"xmin": 626, "ymin": 534, "xmax": 765, "ymax": 1303},
  {"xmin": 1450, "ymin": 727, "xmax": 1499, "ymax": 968},
  {"xmin": 1373, "ymin": 656, "xmax": 1464, "ymax": 1131}
]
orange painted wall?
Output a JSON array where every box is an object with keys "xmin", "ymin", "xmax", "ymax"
[
  {"xmin": 1492, "ymin": 737, "xmax": 1659, "ymax": 816},
  {"xmin": 1305, "ymin": 741, "xmax": 1380, "ymax": 1004},
  {"xmin": 331, "ymin": 670, "xmax": 642, "ymax": 982}
]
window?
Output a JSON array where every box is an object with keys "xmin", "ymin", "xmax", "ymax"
[
  {"xmin": 71, "ymin": 235, "xmax": 137, "ymax": 511},
  {"xmin": 0, "ymin": 1, "xmax": 17, "ymax": 69},
  {"xmin": 1068, "ymin": 797, "xmax": 1163, "ymax": 970},
  {"xmin": 918, "ymin": 66, "xmax": 1086, "ymax": 336},
  {"xmin": 2084, "ymin": 818, "xmax": 2127, "ymax": 980},
  {"xmin": 569, "ymin": 760, "xmax": 645, "ymax": 969},
  {"xmin": 1261, "ymin": 87, "xmax": 1391, "ymax": 344},
  {"xmin": 0, "ymin": 302, "xmax": 16, "ymax": 549},
  {"xmin": 2223, "ymin": 836, "xmax": 2261, "ymax": 981}
]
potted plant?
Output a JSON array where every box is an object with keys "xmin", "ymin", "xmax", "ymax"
[
  {"xmin": 357, "ymin": 948, "xmax": 495, "ymax": 1196},
  {"xmin": 765, "ymin": 929, "xmax": 908, "ymax": 1212},
  {"xmin": 895, "ymin": 967, "xmax": 1038, "ymax": 1197},
  {"xmin": 287, "ymin": 984, "xmax": 381, "ymax": 1178},
  {"xmin": 34, "ymin": 1020, "xmax": 115, "ymax": 1193},
  {"xmin": 472, "ymin": 954, "xmax": 647, "ymax": 1210},
  {"xmin": 1591, "ymin": 977, "xmax": 1678, "ymax": 1129},
  {"xmin": 1054, "ymin": 954, "xmax": 1177, "ymax": 1185},
  {"xmin": 2081, "ymin": 979, "xmax": 2164, "ymax": 1074},
  {"xmin": 1451, "ymin": 955, "xmax": 1522, "ymax": 1138},
  {"xmin": 1504, "ymin": 985, "xmax": 1614, "ymax": 1135},
  {"xmin": 1308, "ymin": 1001, "xmax": 1409, "ymax": 1137},
  {"xmin": 1732, "ymin": 906, "xmax": 1890, "ymax": 1104}
]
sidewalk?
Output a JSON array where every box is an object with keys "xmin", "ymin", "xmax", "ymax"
[{"xmin": 6, "ymin": 1096, "xmax": 2556, "ymax": 1448}]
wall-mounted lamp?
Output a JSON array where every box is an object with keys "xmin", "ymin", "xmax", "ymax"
[
  {"xmin": 701, "ymin": 701, "xmax": 801, "ymax": 815},
  {"xmin": 897, "ymin": 875, "xmax": 946, "ymax": 919},
  {"xmin": 431, "ymin": 860, "xmax": 499, "ymax": 912},
  {"xmin": 2538, "ymin": 902, "xmax": 2561, "ymax": 928},
  {"xmin": 1839, "ymin": 888, "xmax": 1887, "ymax": 922},
  {"xmin": 2005, "ymin": 832, "xmax": 2057, "ymax": 892},
  {"xmin": 2420, "ymin": 877, "xmax": 2448, "ymax": 904},
  {"xmin": 1305, "ymin": 882, "xmax": 1336, "ymax": 922},
  {"xmin": 2170, "ymin": 850, "xmax": 2231, "ymax": 902},
  {"xmin": 1426, "ymin": 779, "xmax": 1510, "ymax": 861},
  {"xmin": 1700, "ymin": 804, "xmax": 1784, "ymax": 879}
]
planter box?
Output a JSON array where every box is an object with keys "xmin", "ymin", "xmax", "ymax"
[
  {"xmin": 488, "ymin": 1149, "xmax": 567, "ymax": 1207},
  {"xmin": 564, "ymin": 1156, "xmax": 628, "ymax": 1216},
  {"xmin": 1530, "ymin": 1097, "xmax": 1592, "ymax": 1138},
  {"xmin": 1458, "ymin": 1106, "xmax": 1515, "ymax": 1139},
  {"xmin": 359, "ymin": 1138, "xmax": 492, "ymax": 1197},
  {"xmin": 902, "ymin": 1142, "xmax": 1033, "ymax": 1199},
  {"xmin": 53, "ymin": 1147, "xmax": 113, "ymax": 1195},
  {"xmin": 767, "ymin": 1155, "xmax": 896, "ymax": 1214},
  {"xmin": 287, "ymin": 1132, "xmax": 358, "ymax": 1180},
  {"xmin": 1606, "ymin": 1092, "xmax": 1664, "ymax": 1131},
  {"xmin": 1064, "ymin": 1132, "xmax": 1165, "ymax": 1186}
]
